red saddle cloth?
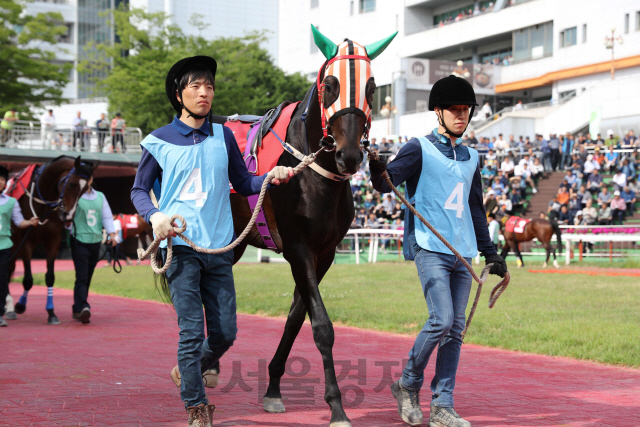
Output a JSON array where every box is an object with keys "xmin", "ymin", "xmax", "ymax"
[
  {"xmin": 3, "ymin": 165, "xmax": 37, "ymax": 200},
  {"xmin": 225, "ymin": 102, "xmax": 298, "ymax": 193},
  {"xmin": 117, "ymin": 214, "xmax": 140, "ymax": 240},
  {"xmin": 505, "ymin": 216, "xmax": 531, "ymax": 233}
]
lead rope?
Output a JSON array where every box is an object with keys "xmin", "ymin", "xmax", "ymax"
[
  {"xmin": 137, "ymin": 152, "xmax": 319, "ymax": 275},
  {"xmin": 366, "ymin": 149, "xmax": 510, "ymax": 340}
]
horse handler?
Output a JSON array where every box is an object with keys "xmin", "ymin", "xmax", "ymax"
[
  {"xmin": 0, "ymin": 165, "xmax": 40, "ymax": 327},
  {"xmin": 130, "ymin": 56, "xmax": 292, "ymax": 427},
  {"xmin": 369, "ymin": 75, "xmax": 508, "ymax": 427},
  {"xmin": 69, "ymin": 176, "xmax": 117, "ymax": 324}
]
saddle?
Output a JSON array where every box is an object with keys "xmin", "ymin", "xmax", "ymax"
[
  {"xmin": 505, "ymin": 216, "xmax": 530, "ymax": 234},
  {"xmin": 3, "ymin": 165, "xmax": 37, "ymax": 200}
]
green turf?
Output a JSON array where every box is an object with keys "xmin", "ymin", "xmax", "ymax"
[{"xmin": 28, "ymin": 261, "xmax": 640, "ymax": 367}]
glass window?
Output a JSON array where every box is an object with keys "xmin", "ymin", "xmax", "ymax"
[
  {"xmin": 512, "ymin": 22, "xmax": 553, "ymax": 63},
  {"xmin": 582, "ymin": 24, "xmax": 587, "ymax": 43},
  {"xmin": 359, "ymin": 0, "xmax": 375, "ymax": 13},
  {"xmin": 636, "ymin": 11, "xmax": 640, "ymax": 31},
  {"xmin": 624, "ymin": 13, "xmax": 629, "ymax": 33},
  {"xmin": 310, "ymin": 0, "xmax": 318, "ymax": 8},
  {"xmin": 371, "ymin": 84, "xmax": 390, "ymax": 118},
  {"xmin": 560, "ymin": 27, "xmax": 577, "ymax": 48}
]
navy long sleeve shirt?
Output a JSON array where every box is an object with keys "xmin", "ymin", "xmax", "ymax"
[
  {"xmin": 371, "ymin": 132, "xmax": 496, "ymax": 257},
  {"xmin": 131, "ymin": 117, "xmax": 268, "ymax": 223}
]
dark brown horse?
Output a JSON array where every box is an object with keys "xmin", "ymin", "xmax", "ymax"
[
  {"xmin": 8, "ymin": 156, "xmax": 95, "ymax": 324},
  {"xmin": 115, "ymin": 213, "xmax": 153, "ymax": 263},
  {"xmin": 500, "ymin": 216, "xmax": 562, "ymax": 268}
]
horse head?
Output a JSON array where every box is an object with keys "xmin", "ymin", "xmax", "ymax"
[
  {"xmin": 312, "ymin": 26, "xmax": 396, "ymax": 175},
  {"xmin": 59, "ymin": 156, "xmax": 96, "ymax": 223}
]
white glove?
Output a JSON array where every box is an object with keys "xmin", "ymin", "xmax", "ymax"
[
  {"xmin": 150, "ymin": 212, "xmax": 176, "ymax": 240},
  {"xmin": 270, "ymin": 166, "xmax": 294, "ymax": 185}
]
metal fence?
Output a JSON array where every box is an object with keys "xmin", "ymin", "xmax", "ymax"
[{"xmin": 0, "ymin": 120, "xmax": 143, "ymax": 154}]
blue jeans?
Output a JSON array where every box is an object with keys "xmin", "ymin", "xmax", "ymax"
[
  {"xmin": 401, "ymin": 249, "xmax": 472, "ymax": 408},
  {"xmin": 162, "ymin": 245, "xmax": 237, "ymax": 408}
]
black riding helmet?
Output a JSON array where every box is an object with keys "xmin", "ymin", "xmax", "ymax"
[
  {"xmin": 0, "ymin": 165, "xmax": 8, "ymax": 181},
  {"xmin": 165, "ymin": 56, "xmax": 217, "ymax": 120},
  {"xmin": 429, "ymin": 75, "xmax": 478, "ymax": 139}
]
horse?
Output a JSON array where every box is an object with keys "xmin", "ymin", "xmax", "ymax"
[
  {"xmin": 155, "ymin": 29, "xmax": 396, "ymax": 427},
  {"xmin": 499, "ymin": 216, "xmax": 562, "ymax": 268},
  {"xmin": 114, "ymin": 213, "xmax": 153, "ymax": 263},
  {"xmin": 7, "ymin": 156, "xmax": 96, "ymax": 324}
]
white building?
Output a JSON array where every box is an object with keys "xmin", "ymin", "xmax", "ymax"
[{"xmin": 278, "ymin": 0, "xmax": 640, "ymax": 140}]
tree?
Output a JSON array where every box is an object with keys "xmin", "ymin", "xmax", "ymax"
[
  {"xmin": 0, "ymin": 0, "xmax": 71, "ymax": 113},
  {"xmin": 82, "ymin": 7, "xmax": 311, "ymax": 134}
]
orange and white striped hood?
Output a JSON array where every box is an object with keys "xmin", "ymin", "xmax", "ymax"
[{"xmin": 323, "ymin": 40, "xmax": 372, "ymax": 124}]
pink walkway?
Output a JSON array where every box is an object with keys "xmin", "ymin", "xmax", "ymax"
[{"xmin": 1, "ymin": 283, "xmax": 639, "ymax": 427}]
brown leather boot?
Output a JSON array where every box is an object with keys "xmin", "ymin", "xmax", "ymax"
[{"xmin": 186, "ymin": 403, "xmax": 214, "ymax": 427}]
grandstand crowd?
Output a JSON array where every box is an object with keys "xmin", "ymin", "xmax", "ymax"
[{"xmin": 351, "ymin": 129, "xmax": 640, "ymax": 234}]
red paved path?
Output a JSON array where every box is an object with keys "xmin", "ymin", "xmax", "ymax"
[{"xmin": 2, "ymin": 283, "xmax": 640, "ymax": 427}]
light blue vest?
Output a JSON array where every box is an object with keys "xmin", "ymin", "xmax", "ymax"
[
  {"xmin": 413, "ymin": 135, "xmax": 479, "ymax": 258},
  {"xmin": 140, "ymin": 123, "xmax": 233, "ymax": 249}
]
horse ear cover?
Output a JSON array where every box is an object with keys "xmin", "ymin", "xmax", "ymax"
[
  {"xmin": 311, "ymin": 25, "xmax": 338, "ymax": 60},
  {"xmin": 365, "ymin": 32, "xmax": 398, "ymax": 60}
]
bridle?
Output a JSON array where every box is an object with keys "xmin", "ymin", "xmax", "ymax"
[{"xmin": 315, "ymin": 52, "xmax": 372, "ymax": 153}]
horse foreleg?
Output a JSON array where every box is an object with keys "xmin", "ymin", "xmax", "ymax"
[
  {"xmin": 45, "ymin": 239, "xmax": 60, "ymax": 325},
  {"xmin": 552, "ymin": 246, "xmax": 559, "ymax": 268},
  {"xmin": 14, "ymin": 252, "xmax": 33, "ymax": 314},
  {"xmin": 514, "ymin": 241, "xmax": 525, "ymax": 267},
  {"xmin": 283, "ymin": 250, "xmax": 349, "ymax": 426},
  {"xmin": 263, "ymin": 288, "xmax": 307, "ymax": 413},
  {"xmin": 542, "ymin": 242, "xmax": 551, "ymax": 268},
  {"xmin": 500, "ymin": 241, "xmax": 510, "ymax": 260}
]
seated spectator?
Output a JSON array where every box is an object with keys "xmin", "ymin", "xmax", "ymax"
[
  {"xmin": 363, "ymin": 193, "xmax": 375, "ymax": 210},
  {"xmin": 491, "ymin": 176, "xmax": 505, "ymax": 196},
  {"xmin": 518, "ymin": 154, "xmax": 533, "ymax": 168},
  {"xmin": 597, "ymin": 187, "xmax": 612, "ymax": 206},
  {"xmin": 495, "ymin": 204, "xmax": 509, "ymax": 222},
  {"xmin": 621, "ymin": 186, "xmax": 636, "ymax": 216},
  {"xmin": 557, "ymin": 186, "xmax": 569, "ymax": 205},
  {"xmin": 498, "ymin": 193, "xmax": 512, "ymax": 213},
  {"xmin": 365, "ymin": 213, "xmax": 381, "ymax": 228},
  {"xmin": 369, "ymin": 138, "xmax": 379, "ymax": 151},
  {"xmin": 481, "ymin": 161, "xmax": 496, "ymax": 186},
  {"xmin": 597, "ymin": 202, "xmax": 612, "ymax": 225},
  {"xmin": 623, "ymin": 130, "xmax": 637, "ymax": 147},
  {"xmin": 498, "ymin": 170, "xmax": 509, "ymax": 188},
  {"xmin": 476, "ymin": 139, "xmax": 488, "ymax": 151},
  {"xmin": 604, "ymin": 146, "xmax": 619, "ymax": 171},
  {"xmin": 548, "ymin": 196, "xmax": 561, "ymax": 214},
  {"xmin": 576, "ymin": 185, "xmax": 587, "ymax": 205},
  {"xmin": 390, "ymin": 202, "xmax": 404, "ymax": 222},
  {"xmin": 573, "ymin": 210, "xmax": 584, "ymax": 225},
  {"xmin": 610, "ymin": 191, "xmax": 626, "ymax": 224},
  {"xmin": 558, "ymin": 205, "xmax": 573, "ymax": 225},
  {"xmin": 583, "ymin": 154, "xmax": 598, "ymax": 181},
  {"xmin": 485, "ymin": 149, "xmax": 497, "ymax": 167},
  {"xmin": 484, "ymin": 190, "xmax": 499, "ymax": 215},
  {"xmin": 514, "ymin": 162, "xmax": 537, "ymax": 193},
  {"xmin": 605, "ymin": 130, "xmax": 619, "ymax": 148},
  {"xmin": 356, "ymin": 207, "xmax": 367, "ymax": 227},
  {"xmin": 560, "ymin": 170, "xmax": 574, "ymax": 190},
  {"xmin": 500, "ymin": 155, "xmax": 515, "ymax": 177},
  {"xmin": 568, "ymin": 193, "xmax": 581, "ymax": 216},
  {"xmin": 621, "ymin": 159, "xmax": 635, "ymax": 183},
  {"xmin": 530, "ymin": 157, "xmax": 544, "ymax": 182},
  {"xmin": 612, "ymin": 169, "xmax": 627, "ymax": 192},
  {"xmin": 593, "ymin": 148, "xmax": 605, "ymax": 167},
  {"xmin": 582, "ymin": 199, "xmax": 598, "ymax": 225},
  {"xmin": 587, "ymin": 169, "xmax": 603, "ymax": 192},
  {"xmin": 570, "ymin": 162, "xmax": 584, "ymax": 187}
]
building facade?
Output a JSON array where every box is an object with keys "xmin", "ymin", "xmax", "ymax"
[{"xmin": 278, "ymin": 0, "xmax": 640, "ymax": 139}]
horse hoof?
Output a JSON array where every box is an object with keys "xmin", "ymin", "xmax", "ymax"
[
  {"xmin": 553, "ymin": 261, "xmax": 559, "ymax": 268},
  {"xmin": 263, "ymin": 397, "xmax": 286, "ymax": 413},
  {"xmin": 48, "ymin": 315, "xmax": 60, "ymax": 325},
  {"xmin": 14, "ymin": 303, "xmax": 26, "ymax": 314},
  {"xmin": 542, "ymin": 262, "xmax": 547, "ymax": 268},
  {"xmin": 4, "ymin": 312, "xmax": 17, "ymax": 320},
  {"xmin": 329, "ymin": 422, "xmax": 352, "ymax": 427}
]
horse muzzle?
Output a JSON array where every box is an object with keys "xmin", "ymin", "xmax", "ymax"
[{"xmin": 335, "ymin": 148, "xmax": 363, "ymax": 175}]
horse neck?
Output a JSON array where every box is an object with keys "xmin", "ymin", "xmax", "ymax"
[
  {"xmin": 289, "ymin": 84, "xmax": 342, "ymax": 176},
  {"xmin": 37, "ymin": 159, "xmax": 72, "ymax": 201}
]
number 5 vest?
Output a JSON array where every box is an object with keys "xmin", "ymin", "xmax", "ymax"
[
  {"xmin": 140, "ymin": 123, "xmax": 233, "ymax": 250},
  {"xmin": 413, "ymin": 136, "xmax": 478, "ymax": 258}
]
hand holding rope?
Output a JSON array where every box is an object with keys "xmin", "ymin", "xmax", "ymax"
[
  {"xmin": 366, "ymin": 148, "xmax": 510, "ymax": 340},
  {"xmin": 137, "ymin": 151, "xmax": 320, "ymax": 275}
]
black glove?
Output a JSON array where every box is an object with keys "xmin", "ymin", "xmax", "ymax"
[
  {"xmin": 485, "ymin": 253, "xmax": 508, "ymax": 278},
  {"xmin": 369, "ymin": 158, "xmax": 387, "ymax": 175}
]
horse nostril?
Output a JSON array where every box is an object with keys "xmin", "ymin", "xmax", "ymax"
[{"xmin": 335, "ymin": 150, "xmax": 344, "ymax": 161}]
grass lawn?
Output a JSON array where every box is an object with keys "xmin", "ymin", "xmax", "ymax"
[{"xmin": 28, "ymin": 261, "xmax": 640, "ymax": 367}]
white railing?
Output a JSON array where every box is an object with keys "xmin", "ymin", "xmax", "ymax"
[{"xmin": 1, "ymin": 120, "xmax": 143, "ymax": 154}]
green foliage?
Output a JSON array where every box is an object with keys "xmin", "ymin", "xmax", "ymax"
[
  {"xmin": 30, "ymin": 261, "xmax": 640, "ymax": 367},
  {"xmin": 81, "ymin": 7, "xmax": 311, "ymax": 134},
  {"xmin": 0, "ymin": 0, "xmax": 71, "ymax": 113}
]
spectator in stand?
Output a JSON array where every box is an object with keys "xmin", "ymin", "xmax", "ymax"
[
  {"xmin": 568, "ymin": 193, "xmax": 581, "ymax": 217},
  {"xmin": 72, "ymin": 111, "xmax": 86, "ymax": 150},
  {"xmin": 548, "ymin": 195, "xmax": 561, "ymax": 214},
  {"xmin": 467, "ymin": 131, "xmax": 478, "ymax": 147},
  {"xmin": 498, "ymin": 193, "xmax": 512, "ymax": 213},
  {"xmin": 623, "ymin": 130, "xmax": 636, "ymax": 147},
  {"xmin": 41, "ymin": 109, "xmax": 56, "ymax": 147},
  {"xmin": 610, "ymin": 191, "xmax": 626, "ymax": 224},
  {"xmin": 621, "ymin": 186, "xmax": 636, "ymax": 216},
  {"xmin": 597, "ymin": 186, "xmax": 611, "ymax": 206},
  {"xmin": 583, "ymin": 154, "xmax": 598, "ymax": 182},
  {"xmin": 573, "ymin": 210, "xmax": 584, "ymax": 225},
  {"xmin": 476, "ymin": 138, "xmax": 488, "ymax": 151},
  {"xmin": 577, "ymin": 145, "xmax": 588, "ymax": 163},
  {"xmin": 612, "ymin": 168, "xmax": 627, "ymax": 192},
  {"xmin": 604, "ymin": 146, "xmax": 619, "ymax": 171},
  {"xmin": 582, "ymin": 199, "xmax": 598, "ymax": 225},
  {"xmin": 363, "ymin": 193, "xmax": 375, "ymax": 211},
  {"xmin": 507, "ymin": 134, "xmax": 517, "ymax": 152},
  {"xmin": 499, "ymin": 170, "xmax": 509, "ymax": 188},
  {"xmin": 487, "ymin": 214, "xmax": 500, "ymax": 252},
  {"xmin": 587, "ymin": 168, "xmax": 603, "ymax": 192},
  {"xmin": 500, "ymin": 155, "xmax": 515, "ymax": 177},
  {"xmin": 365, "ymin": 212, "xmax": 380, "ymax": 228},
  {"xmin": 480, "ymin": 102, "xmax": 492, "ymax": 119},
  {"xmin": 597, "ymin": 202, "xmax": 612, "ymax": 225},
  {"xmin": 111, "ymin": 113, "xmax": 126, "ymax": 153},
  {"xmin": 558, "ymin": 205, "xmax": 573, "ymax": 225},
  {"xmin": 481, "ymin": 161, "xmax": 496, "ymax": 186},
  {"xmin": 1, "ymin": 108, "xmax": 18, "ymax": 144},
  {"xmin": 593, "ymin": 147, "xmax": 605, "ymax": 167},
  {"xmin": 489, "ymin": 136, "xmax": 497, "ymax": 149},
  {"xmin": 495, "ymin": 133, "xmax": 509, "ymax": 154},
  {"xmin": 604, "ymin": 129, "xmax": 619, "ymax": 148},
  {"xmin": 96, "ymin": 113, "xmax": 110, "ymax": 151},
  {"xmin": 561, "ymin": 170, "xmax": 576, "ymax": 190},
  {"xmin": 484, "ymin": 191, "xmax": 498, "ymax": 215},
  {"xmin": 491, "ymin": 176, "xmax": 505, "ymax": 196},
  {"xmin": 485, "ymin": 149, "xmax": 497, "ymax": 168},
  {"xmin": 557, "ymin": 186, "xmax": 569, "ymax": 206},
  {"xmin": 594, "ymin": 133, "xmax": 605, "ymax": 145},
  {"xmin": 514, "ymin": 162, "xmax": 537, "ymax": 193},
  {"xmin": 560, "ymin": 133, "xmax": 574, "ymax": 170},
  {"xmin": 369, "ymin": 138, "xmax": 378, "ymax": 151},
  {"xmin": 539, "ymin": 134, "xmax": 552, "ymax": 171},
  {"xmin": 548, "ymin": 132, "xmax": 561, "ymax": 171},
  {"xmin": 629, "ymin": 178, "xmax": 640, "ymax": 195},
  {"xmin": 496, "ymin": 203, "xmax": 509, "ymax": 222},
  {"xmin": 621, "ymin": 158, "xmax": 636, "ymax": 183},
  {"xmin": 530, "ymin": 157, "xmax": 544, "ymax": 182},
  {"xmin": 513, "ymin": 100, "xmax": 523, "ymax": 110}
]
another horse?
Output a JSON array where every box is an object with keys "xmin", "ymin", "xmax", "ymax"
[
  {"xmin": 500, "ymin": 216, "xmax": 562, "ymax": 268},
  {"xmin": 8, "ymin": 156, "xmax": 95, "ymax": 324},
  {"xmin": 115, "ymin": 213, "xmax": 153, "ymax": 263}
]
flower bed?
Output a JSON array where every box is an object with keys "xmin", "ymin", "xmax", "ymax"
[{"xmin": 563, "ymin": 227, "xmax": 640, "ymax": 235}]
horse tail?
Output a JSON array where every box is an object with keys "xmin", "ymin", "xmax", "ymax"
[
  {"xmin": 152, "ymin": 248, "xmax": 173, "ymax": 306},
  {"xmin": 551, "ymin": 220, "xmax": 562, "ymax": 254}
]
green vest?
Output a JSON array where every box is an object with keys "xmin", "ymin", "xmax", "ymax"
[
  {"xmin": 74, "ymin": 192, "xmax": 104, "ymax": 244},
  {"xmin": 0, "ymin": 197, "xmax": 17, "ymax": 250}
]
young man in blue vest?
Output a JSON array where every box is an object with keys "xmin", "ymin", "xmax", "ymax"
[
  {"xmin": 0, "ymin": 165, "xmax": 40, "ymax": 327},
  {"xmin": 370, "ymin": 75, "xmax": 508, "ymax": 427},
  {"xmin": 70, "ymin": 176, "xmax": 116, "ymax": 324},
  {"xmin": 130, "ymin": 56, "xmax": 292, "ymax": 427}
]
